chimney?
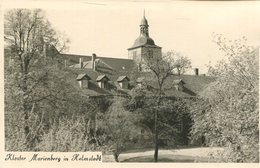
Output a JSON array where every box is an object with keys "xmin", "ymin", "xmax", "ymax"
[
  {"xmin": 194, "ymin": 68, "xmax": 199, "ymax": 76},
  {"xmin": 92, "ymin": 53, "xmax": 96, "ymax": 70},
  {"xmin": 79, "ymin": 58, "xmax": 83, "ymax": 68}
]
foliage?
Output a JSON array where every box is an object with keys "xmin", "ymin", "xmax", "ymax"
[
  {"xmin": 37, "ymin": 116, "xmax": 102, "ymax": 152},
  {"xmin": 97, "ymin": 97, "xmax": 140, "ymax": 162},
  {"xmin": 190, "ymin": 34, "xmax": 259, "ymax": 162},
  {"xmin": 127, "ymin": 90, "xmax": 192, "ymax": 146}
]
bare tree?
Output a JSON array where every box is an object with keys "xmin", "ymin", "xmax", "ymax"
[
  {"xmin": 141, "ymin": 49, "xmax": 176, "ymax": 162},
  {"xmin": 4, "ymin": 9, "xmax": 69, "ymax": 150},
  {"xmin": 166, "ymin": 51, "xmax": 191, "ymax": 75}
]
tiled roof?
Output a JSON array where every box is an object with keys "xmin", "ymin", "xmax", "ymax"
[
  {"xmin": 61, "ymin": 53, "xmax": 214, "ymax": 98},
  {"xmin": 70, "ymin": 61, "xmax": 92, "ymax": 69},
  {"xmin": 135, "ymin": 73, "xmax": 215, "ymax": 97},
  {"xmin": 70, "ymin": 66, "xmax": 215, "ymax": 98},
  {"xmin": 131, "ymin": 36, "xmax": 156, "ymax": 49},
  {"xmin": 62, "ymin": 54, "xmax": 135, "ymax": 72}
]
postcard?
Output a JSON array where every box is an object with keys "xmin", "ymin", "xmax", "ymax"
[{"xmin": 1, "ymin": 0, "xmax": 260, "ymax": 168}]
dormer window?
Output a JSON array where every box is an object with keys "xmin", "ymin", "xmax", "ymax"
[
  {"xmin": 96, "ymin": 75, "xmax": 109, "ymax": 89},
  {"xmin": 76, "ymin": 74, "xmax": 91, "ymax": 88},
  {"xmin": 173, "ymin": 79, "xmax": 185, "ymax": 91},
  {"xmin": 117, "ymin": 76, "xmax": 130, "ymax": 89}
]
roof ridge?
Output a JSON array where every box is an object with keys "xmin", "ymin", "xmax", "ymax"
[
  {"xmin": 62, "ymin": 53, "xmax": 91, "ymax": 57},
  {"xmin": 62, "ymin": 53, "xmax": 131, "ymax": 61}
]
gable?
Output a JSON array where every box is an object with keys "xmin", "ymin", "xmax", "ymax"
[
  {"xmin": 76, "ymin": 74, "xmax": 91, "ymax": 80},
  {"xmin": 96, "ymin": 75, "xmax": 109, "ymax": 82},
  {"xmin": 117, "ymin": 76, "xmax": 130, "ymax": 82}
]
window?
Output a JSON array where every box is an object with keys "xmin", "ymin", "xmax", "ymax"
[
  {"xmin": 103, "ymin": 80, "xmax": 108, "ymax": 89},
  {"xmin": 133, "ymin": 51, "xmax": 137, "ymax": 60},
  {"xmin": 96, "ymin": 75, "xmax": 109, "ymax": 89},
  {"xmin": 98, "ymin": 80, "xmax": 107, "ymax": 89},
  {"xmin": 121, "ymin": 80, "xmax": 128, "ymax": 89},
  {"xmin": 117, "ymin": 76, "xmax": 130, "ymax": 89}
]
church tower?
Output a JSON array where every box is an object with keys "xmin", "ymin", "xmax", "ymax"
[{"xmin": 128, "ymin": 12, "xmax": 162, "ymax": 71}]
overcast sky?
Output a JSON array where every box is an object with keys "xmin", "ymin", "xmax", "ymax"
[{"xmin": 5, "ymin": 1, "xmax": 260, "ymax": 73}]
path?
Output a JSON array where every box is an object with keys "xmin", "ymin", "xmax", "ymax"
[{"xmin": 103, "ymin": 147, "xmax": 224, "ymax": 162}]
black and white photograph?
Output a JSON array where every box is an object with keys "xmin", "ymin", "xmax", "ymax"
[{"xmin": 2, "ymin": 0, "xmax": 259, "ymax": 164}]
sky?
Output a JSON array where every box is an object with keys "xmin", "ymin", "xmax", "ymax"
[{"xmin": 4, "ymin": 1, "xmax": 260, "ymax": 74}]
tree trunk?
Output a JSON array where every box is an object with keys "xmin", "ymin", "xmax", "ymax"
[
  {"xmin": 154, "ymin": 88, "xmax": 162, "ymax": 162},
  {"xmin": 113, "ymin": 151, "xmax": 120, "ymax": 162},
  {"xmin": 154, "ymin": 109, "xmax": 158, "ymax": 162},
  {"xmin": 22, "ymin": 72, "xmax": 32, "ymax": 150},
  {"xmin": 24, "ymin": 109, "xmax": 30, "ymax": 149}
]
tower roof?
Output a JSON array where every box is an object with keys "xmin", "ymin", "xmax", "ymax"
[
  {"xmin": 140, "ymin": 9, "xmax": 148, "ymax": 26},
  {"xmin": 132, "ymin": 36, "xmax": 155, "ymax": 47},
  {"xmin": 140, "ymin": 16, "xmax": 148, "ymax": 26},
  {"xmin": 128, "ymin": 12, "xmax": 161, "ymax": 50}
]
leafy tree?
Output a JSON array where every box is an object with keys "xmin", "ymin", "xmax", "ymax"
[
  {"xmin": 190, "ymin": 35, "xmax": 259, "ymax": 162},
  {"xmin": 97, "ymin": 96, "xmax": 140, "ymax": 162},
  {"xmin": 127, "ymin": 93, "xmax": 192, "ymax": 146}
]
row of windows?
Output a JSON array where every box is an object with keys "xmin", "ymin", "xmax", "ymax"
[{"xmin": 78, "ymin": 76, "xmax": 129, "ymax": 90}]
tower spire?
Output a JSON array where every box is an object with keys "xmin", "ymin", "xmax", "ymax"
[{"xmin": 140, "ymin": 10, "xmax": 149, "ymax": 36}]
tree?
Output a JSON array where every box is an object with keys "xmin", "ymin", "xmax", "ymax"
[
  {"xmin": 127, "ymin": 49, "xmax": 189, "ymax": 162},
  {"xmin": 166, "ymin": 51, "xmax": 191, "ymax": 75},
  {"xmin": 144, "ymin": 50, "xmax": 176, "ymax": 162},
  {"xmin": 97, "ymin": 96, "xmax": 139, "ymax": 162},
  {"xmin": 4, "ymin": 9, "xmax": 71, "ymax": 150},
  {"xmin": 127, "ymin": 87, "xmax": 192, "ymax": 161},
  {"xmin": 190, "ymin": 35, "xmax": 259, "ymax": 162}
]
